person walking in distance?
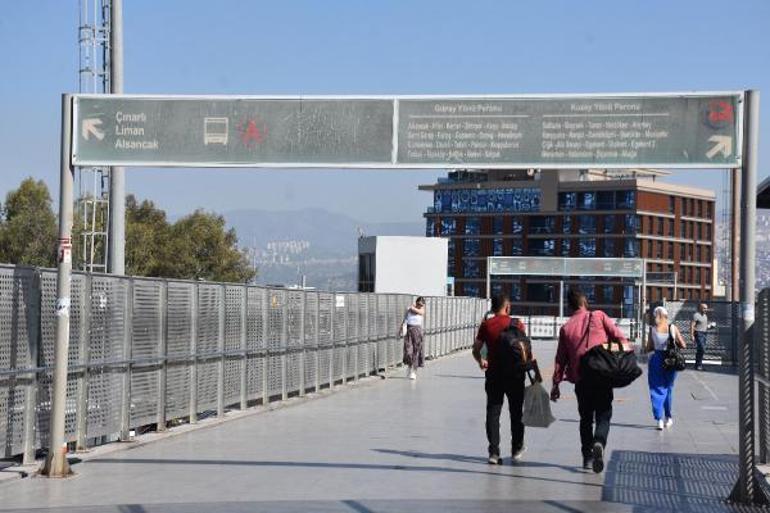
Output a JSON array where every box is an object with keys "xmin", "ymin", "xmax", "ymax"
[
  {"xmin": 646, "ymin": 306, "xmax": 686, "ymax": 430},
  {"xmin": 473, "ymin": 293, "xmax": 530, "ymax": 465},
  {"xmin": 402, "ymin": 297, "xmax": 425, "ymax": 380},
  {"xmin": 550, "ymin": 288, "xmax": 629, "ymax": 473},
  {"xmin": 690, "ymin": 303, "xmax": 709, "ymax": 370}
]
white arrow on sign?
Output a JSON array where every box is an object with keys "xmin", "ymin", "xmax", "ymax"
[
  {"xmin": 82, "ymin": 118, "xmax": 105, "ymax": 141},
  {"xmin": 706, "ymin": 135, "xmax": 732, "ymax": 159}
]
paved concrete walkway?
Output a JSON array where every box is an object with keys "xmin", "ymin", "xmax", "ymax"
[{"xmin": 0, "ymin": 341, "xmax": 753, "ymax": 512}]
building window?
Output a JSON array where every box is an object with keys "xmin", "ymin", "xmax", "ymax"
[
  {"xmin": 561, "ymin": 238, "xmax": 572, "ymax": 256},
  {"xmin": 623, "ymin": 214, "xmax": 639, "ymax": 234},
  {"xmin": 696, "ymin": 245, "xmax": 702, "ymax": 261},
  {"xmin": 602, "ymin": 286, "xmax": 615, "ymax": 304},
  {"xmin": 530, "ymin": 239, "xmax": 555, "ymax": 256},
  {"xmin": 530, "ymin": 216, "xmax": 556, "ymax": 234},
  {"xmin": 583, "ymin": 285, "xmax": 596, "ymax": 302},
  {"xmin": 493, "ymin": 238, "xmax": 504, "ymax": 256},
  {"xmin": 679, "ymin": 220, "xmax": 686, "ymax": 238},
  {"xmin": 358, "ymin": 253, "xmax": 375, "ymax": 292},
  {"xmin": 578, "ymin": 215, "xmax": 597, "ymax": 234},
  {"xmin": 603, "ymin": 238, "xmax": 616, "ymax": 257},
  {"xmin": 491, "ymin": 281, "xmax": 504, "ymax": 296},
  {"xmin": 597, "ymin": 191, "xmax": 615, "ymax": 210},
  {"xmin": 463, "ymin": 260, "xmax": 481, "ymax": 278},
  {"xmin": 624, "ymin": 238, "xmax": 640, "ymax": 257},
  {"xmin": 447, "ymin": 240, "xmax": 455, "ymax": 275},
  {"xmin": 464, "ymin": 238, "xmax": 481, "ymax": 257},
  {"xmin": 465, "ymin": 284, "xmax": 480, "ymax": 297},
  {"xmin": 562, "ymin": 216, "xmax": 573, "ymax": 234},
  {"xmin": 559, "ymin": 192, "xmax": 577, "ymax": 211},
  {"xmin": 426, "ymin": 218, "xmax": 435, "ymax": 237},
  {"xmin": 437, "ymin": 187, "xmax": 541, "ymax": 214},
  {"xmin": 492, "ymin": 216, "xmax": 505, "ymax": 235},
  {"xmin": 669, "ymin": 196, "xmax": 676, "ymax": 214},
  {"xmin": 440, "ymin": 218, "xmax": 456, "ymax": 235},
  {"xmin": 578, "ymin": 192, "xmax": 596, "ymax": 210},
  {"xmin": 510, "ymin": 239, "xmax": 523, "ymax": 256},
  {"xmin": 512, "ymin": 217, "xmax": 524, "ymax": 234},
  {"xmin": 604, "ymin": 215, "xmax": 616, "ymax": 234},
  {"xmin": 579, "ymin": 239, "xmax": 596, "ymax": 257},
  {"xmin": 667, "ymin": 242, "xmax": 674, "ymax": 260},
  {"xmin": 465, "ymin": 217, "xmax": 481, "ymax": 235},
  {"xmin": 616, "ymin": 190, "xmax": 636, "ymax": 209},
  {"xmin": 511, "ymin": 283, "xmax": 522, "ymax": 301}
]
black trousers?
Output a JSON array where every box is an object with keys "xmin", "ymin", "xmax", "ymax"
[
  {"xmin": 485, "ymin": 374, "xmax": 525, "ymax": 456},
  {"xmin": 575, "ymin": 379, "xmax": 613, "ymax": 458},
  {"xmin": 694, "ymin": 331, "xmax": 707, "ymax": 368}
]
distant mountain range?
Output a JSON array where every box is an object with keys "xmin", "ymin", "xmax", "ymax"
[{"xmin": 223, "ymin": 207, "xmax": 425, "ymax": 289}]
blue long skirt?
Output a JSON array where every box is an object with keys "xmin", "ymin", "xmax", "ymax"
[{"xmin": 648, "ymin": 350, "xmax": 677, "ymax": 420}]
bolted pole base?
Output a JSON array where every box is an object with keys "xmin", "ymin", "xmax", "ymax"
[
  {"xmin": 727, "ymin": 470, "xmax": 770, "ymax": 506},
  {"xmin": 40, "ymin": 445, "xmax": 73, "ymax": 478}
]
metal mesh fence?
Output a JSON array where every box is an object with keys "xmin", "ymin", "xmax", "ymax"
[
  {"xmin": 664, "ymin": 300, "xmax": 737, "ymax": 365},
  {"xmin": 0, "ymin": 264, "xmax": 486, "ymax": 459}
]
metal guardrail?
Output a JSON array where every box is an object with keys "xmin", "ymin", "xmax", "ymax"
[{"xmin": 0, "ymin": 264, "xmax": 487, "ymax": 462}]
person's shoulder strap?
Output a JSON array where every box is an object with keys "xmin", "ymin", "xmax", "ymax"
[{"xmin": 581, "ymin": 311, "xmax": 593, "ymax": 348}]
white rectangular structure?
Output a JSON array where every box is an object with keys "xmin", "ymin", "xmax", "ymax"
[{"xmin": 358, "ymin": 236, "xmax": 448, "ymax": 297}]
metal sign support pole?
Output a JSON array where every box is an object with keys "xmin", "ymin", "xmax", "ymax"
[
  {"xmin": 729, "ymin": 89, "xmax": 768, "ymax": 505},
  {"xmin": 485, "ymin": 258, "xmax": 491, "ymax": 300},
  {"xmin": 559, "ymin": 280, "xmax": 564, "ymax": 319},
  {"xmin": 42, "ymin": 94, "xmax": 74, "ymax": 477},
  {"xmin": 107, "ymin": 0, "xmax": 125, "ymax": 275}
]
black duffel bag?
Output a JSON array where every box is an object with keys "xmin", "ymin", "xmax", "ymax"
[{"xmin": 580, "ymin": 312, "xmax": 643, "ymax": 389}]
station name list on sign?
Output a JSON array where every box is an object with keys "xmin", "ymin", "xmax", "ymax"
[{"xmin": 113, "ymin": 111, "xmax": 159, "ymax": 150}]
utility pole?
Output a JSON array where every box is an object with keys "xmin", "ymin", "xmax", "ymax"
[
  {"xmin": 42, "ymin": 95, "xmax": 75, "ymax": 478},
  {"xmin": 107, "ymin": 0, "xmax": 125, "ymax": 274}
]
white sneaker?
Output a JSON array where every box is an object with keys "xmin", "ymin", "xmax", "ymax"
[
  {"xmin": 665, "ymin": 418, "xmax": 674, "ymax": 429},
  {"xmin": 656, "ymin": 419, "xmax": 664, "ymax": 431},
  {"xmin": 408, "ymin": 370, "xmax": 417, "ymax": 380}
]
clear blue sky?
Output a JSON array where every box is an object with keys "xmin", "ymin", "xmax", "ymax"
[{"xmin": 0, "ymin": 0, "xmax": 768, "ymax": 223}]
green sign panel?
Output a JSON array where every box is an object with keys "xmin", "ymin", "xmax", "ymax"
[
  {"xmin": 72, "ymin": 93, "xmax": 741, "ymax": 168},
  {"xmin": 73, "ymin": 97, "xmax": 395, "ymax": 166}
]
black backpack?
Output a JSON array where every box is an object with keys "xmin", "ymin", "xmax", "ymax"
[{"xmin": 489, "ymin": 319, "xmax": 533, "ymax": 376}]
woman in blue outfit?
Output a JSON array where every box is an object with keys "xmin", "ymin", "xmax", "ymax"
[{"xmin": 646, "ymin": 306, "xmax": 686, "ymax": 430}]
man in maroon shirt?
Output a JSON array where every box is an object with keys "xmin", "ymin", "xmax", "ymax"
[
  {"xmin": 473, "ymin": 294, "xmax": 527, "ymax": 465},
  {"xmin": 551, "ymin": 288, "xmax": 629, "ymax": 473}
]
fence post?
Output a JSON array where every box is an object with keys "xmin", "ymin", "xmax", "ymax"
[
  {"xmin": 314, "ymin": 292, "xmax": 321, "ymax": 392},
  {"xmin": 299, "ymin": 292, "xmax": 306, "ymax": 397},
  {"xmin": 22, "ymin": 270, "xmax": 42, "ymax": 464},
  {"xmin": 156, "ymin": 280, "xmax": 168, "ymax": 431},
  {"xmin": 281, "ymin": 292, "xmax": 288, "ymax": 401},
  {"xmin": 261, "ymin": 289, "xmax": 269, "ymax": 405},
  {"xmin": 119, "ymin": 277, "xmax": 134, "ymax": 440},
  {"xmin": 74, "ymin": 273, "xmax": 90, "ymax": 452},
  {"xmin": 217, "ymin": 284, "xmax": 225, "ymax": 418},
  {"xmin": 240, "ymin": 285, "xmax": 248, "ymax": 410},
  {"xmin": 330, "ymin": 294, "xmax": 336, "ymax": 387},
  {"xmin": 189, "ymin": 282, "xmax": 199, "ymax": 423}
]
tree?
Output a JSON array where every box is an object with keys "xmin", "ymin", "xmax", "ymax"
[
  {"xmin": 0, "ymin": 178, "xmax": 57, "ymax": 267},
  {"xmin": 164, "ymin": 209, "xmax": 255, "ymax": 283},
  {"xmin": 125, "ymin": 195, "xmax": 170, "ymax": 277}
]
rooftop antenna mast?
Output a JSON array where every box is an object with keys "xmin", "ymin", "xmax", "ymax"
[{"xmin": 76, "ymin": 0, "xmax": 111, "ymax": 272}]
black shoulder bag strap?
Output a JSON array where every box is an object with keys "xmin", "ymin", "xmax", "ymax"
[{"xmin": 581, "ymin": 311, "xmax": 594, "ymax": 349}]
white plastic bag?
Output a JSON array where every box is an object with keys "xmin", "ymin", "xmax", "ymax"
[{"xmin": 522, "ymin": 381, "xmax": 556, "ymax": 428}]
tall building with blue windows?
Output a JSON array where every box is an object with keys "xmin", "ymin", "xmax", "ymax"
[{"xmin": 421, "ymin": 169, "xmax": 716, "ymax": 317}]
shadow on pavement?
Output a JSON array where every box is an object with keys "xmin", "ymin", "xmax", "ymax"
[{"xmin": 601, "ymin": 450, "xmax": 760, "ymax": 512}]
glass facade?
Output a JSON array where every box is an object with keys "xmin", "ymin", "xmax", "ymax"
[
  {"xmin": 463, "ymin": 238, "xmax": 481, "ymax": 257},
  {"xmin": 561, "ymin": 238, "xmax": 571, "ymax": 256},
  {"xmin": 624, "ymin": 238, "xmax": 640, "ymax": 257},
  {"xmin": 463, "ymin": 260, "xmax": 481, "ymax": 278},
  {"xmin": 465, "ymin": 284, "xmax": 480, "ymax": 297},
  {"xmin": 579, "ymin": 239, "xmax": 596, "ymax": 257},
  {"xmin": 493, "ymin": 238, "xmax": 504, "ymax": 256},
  {"xmin": 603, "ymin": 238, "xmax": 616, "ymax": 257},
  {"xmin": 623, "ymin": 214, "xmax": 639, "ymax": 234},
  {"xmin": 530, "ymin": 216, "xmax": 556, "ymax": 234},
  {"xmin": 440, "ymin": 218, "xmax": 456, "ymax": 235},
  {"xmin": 559, "ymin": 190, "xmax": 635, "ymax": 212},
  {"xmin": 578, "ymin": 215, "xmax": 597, "ymax": 234},
  {"xmin": 465, "ymin": 217, "xmax": 481, "ymax": 235},
  {"xmin": 447, "ymin": 240, "xmax": 455, "ymax": 275},
  {"xmin": 559, "ymin": 192, "xmax": 577, "ymax": 211},
  {"xmin": 562, "ymin": 216, "xmax": 573, "ymax": 234},
  {"xmin": 426, "ymin": 218, "xmax": 435, "ymax": 237},
  {"xmin": 433, "ymin": 188, "xmax": 541, "ymax": 214},
  {"xmin": 510, "ymin": 239, "xmax": 523, "ymax": 256},
  {"xmin": 512, "ymin": 217, "xmax": 524, "ymax": 234},
  {"xmin": 579, "ymin": 192, "xmax": 596, "ymax": 210},
  {"xmin": 530, "ymin": 239, "xmax": 555, "ymax": 256},
  {"xmin": 603, "ymin": 215, "xmax": 616, "ymax": 233},
  {"xmin": 492, "ymin": 216, "xmax": 504, "ymax": 235}
]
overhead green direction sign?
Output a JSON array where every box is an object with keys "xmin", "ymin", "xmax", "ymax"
[{"xmin": 72, "ymin": 93, "xmax": 741, "ymax": 168}]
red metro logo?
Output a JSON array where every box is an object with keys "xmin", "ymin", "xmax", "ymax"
[
  {"xmin": 237, "ymin": 118, "xmax": 268, "ymax": 148},
  {"xmin": 705, "ymin": 100, "xmax": 734, "ymax": 129}
]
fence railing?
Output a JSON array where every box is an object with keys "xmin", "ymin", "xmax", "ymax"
[
  {"xmin": 756, "ymin": 289, "xmax": 770, "ymax": 463},
  {"xmin": 663, "ymin": 299, "xmax": 738, "ymax": 365},
  {"xmin": 0, "ymin": 264, "xmax": 488, "ymax": 462}
]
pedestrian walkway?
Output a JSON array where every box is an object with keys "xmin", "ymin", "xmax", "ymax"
[{"xmin": 0, "ymin": 341, "xmax": 750, "ymax": 513}]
